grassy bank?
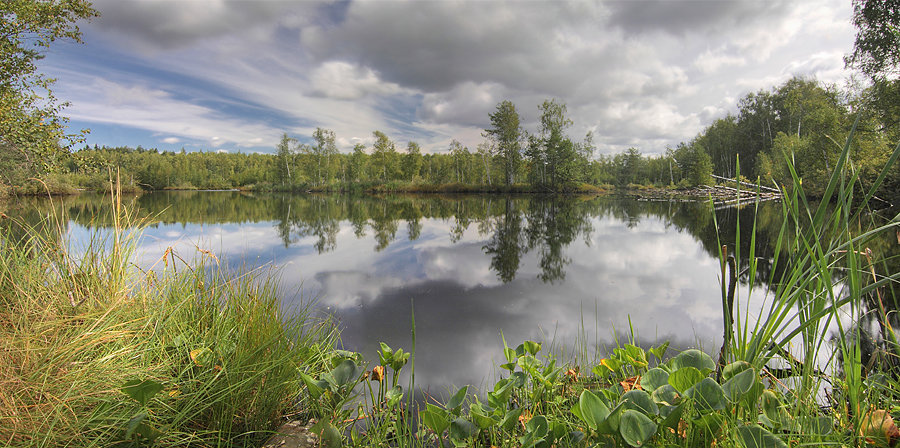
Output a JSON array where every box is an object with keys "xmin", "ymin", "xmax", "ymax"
[
  {"xmin": 0, "ymin": 197, "xmax": 337, "ymax": 447},
  {"xmin": 294, "ymin": 130, "xmax": 900, "ymax": 447}
]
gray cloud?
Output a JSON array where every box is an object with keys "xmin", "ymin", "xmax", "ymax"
[
  {"xmin": 58, "ymin": 0, "xmax": 854, "ymax": 155},
  {"xmin": 605, "ymin": 0, "xmax": 790, "ymax": 37}
]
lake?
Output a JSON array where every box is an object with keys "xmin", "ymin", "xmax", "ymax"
[{"xmin": 4, "ymin": 191, "xmax": 783, "ymax": 396}]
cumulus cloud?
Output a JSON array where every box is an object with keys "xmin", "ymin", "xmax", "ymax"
[
  {"xmin": 309, "ymin": 61, "xmax": 405, "ymax": 100},
  {"xmin": 46, "ymin": 0, "xmax": 856, "ymax": 155}
]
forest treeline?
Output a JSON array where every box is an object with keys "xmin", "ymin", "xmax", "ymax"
[{"xmin": 6, "ymin": 76, "xmax": 900, "ymax": 200}]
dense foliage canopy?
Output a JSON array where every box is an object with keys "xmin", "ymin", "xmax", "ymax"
[{"xmin": 0, "ymin": 0, "xmax": 97, "ymax": 187}]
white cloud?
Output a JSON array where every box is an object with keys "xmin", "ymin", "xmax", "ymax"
[
  {"xmin": 58, "ymin": 74, "xmax": 279, "ymax": 148},
  {"xmin": 310, "ymin": 61, "xmax": 405, "ymax": 100},
  {"xmin": 46, "ymin": 0, "xmax": 858, "ymax": 155}
]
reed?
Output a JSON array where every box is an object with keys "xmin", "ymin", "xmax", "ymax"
[{"xmin": 0, "ymin": 191, "xmax": 337, "ymax": 447}]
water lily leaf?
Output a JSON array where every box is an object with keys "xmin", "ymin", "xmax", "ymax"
[
  {"xmin": 526, "ymin": 414, "xmax": 549, "ymax": 438},
  {"xmin": 651, "ymin": 384, "xmax": 680, "ymax": 406},
  {"xmin": 499, "ymin": 407, "xmax": 524, "ymax": 431},
  {"xmin": 121, "ymin": 379, "xmax": 163, "ymax": 406},
  {"xmin": 619, "ymin": 409, "xmax": 657, "ymax": 447},
  {"xmin": 693, "ymin": 413, "xmax": 726, "ymax": 437},
  {"xmin": 722, "ymin": 360, "xmax": 752, "ymax": 381},
  {"xmin": 669, "ymin": 349, "xmax": 715, "ymax": 374},
  {"xmin": 520, "ymin": 415, "xmax": 548, "ymax": 448},
  {"xmin": 641, "ymin": 368, "xmax": 669, "ymax": 392},
  {"xmin": 668, "ymin": 366, "xmax": 703, "ymax": 393},
  {"xmin": 319, "ymin": 422, "xmax": 343, "ymax": 448},
  {"xmin": 524, "ymin": 340, "xmax": 542, "ymax": 356},
  {"xmin": 469, "ymin": 402, "xmax": 498, "ymax": 429},
  {"xmin": 511, "ymin": 371, "xmax": 527, "ymax": 388},
  {"xmin": 489, "ymin": 380, "xmax": 514, "ymax": 410},
  {"xmin": 423, "ymin": 403, "xmax": 450, "ymax": 435},
  {"xmin": 737, "ymin": 424, "xmax": 787, "ymax": 448},
  {"xmin": 723, "ymin": 367, "xmax": 757, "ymax": 403},
  {"xmin": 648, "ymin": 341, "xmax": 670, "ymax": 361},
  {"xmin": 798, "ymin": 416, "xmax": 833, "ymax": 436},
  {"xmin": 577, "ymin": 389, "xmax": 610, "ymax": 430},
  {"xmin": 449, "ymin": 417, "xmax": 477, "ymax": 443},
  {"xmin": 660, "ymin": 401, "xmax": 687, "ymax": 430},
  {"xmin": 600, "ymin": 358, "xmax": 623, "ymax": 374},
  {"xmin": 591, "ymin": 364, "xmax": 610, "ymax": 380},
  {"xmin": 686, "ymin": 377, "xmax": 727, "ymax": 412},
  {"xmin": 386, "ymin": 385, "xmax": 403, "ymax": 407},
  {"xmin": 624, "ymin": 344, "xmax": 648, "ymax": 369},
  {"xmin": 447, "ymin": 385, "xmax": 468, "ymax": 411},
  {"xmin": 330, "ymin": 358, "xmax": 362, "ymax": 387},
  {"xmin": 500, "ymin": 361, "xmax": 517, "ymax": 371},
  {"xmin": 298, "ymin": 370, "xmax": 325, "ymax": 399},
  {"xmin": 761, "ymin": 390, "xmax": 782, "ymax": 423},
  {"xmin": 504, "ymin": 346, "xmax": 517, "ymax": 363},
  {"xmin": 621, "ymin": 390, "xmax": 659, "ymax": 416}
]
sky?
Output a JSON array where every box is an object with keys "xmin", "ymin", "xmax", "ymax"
[{"xmin": 41, "ymin": 0, "xmax": 858, "ymax": 156}]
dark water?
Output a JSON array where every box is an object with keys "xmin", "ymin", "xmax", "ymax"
[{"xmin": 5, "ymin": 191, "xmax": 790, "ymax": 395}]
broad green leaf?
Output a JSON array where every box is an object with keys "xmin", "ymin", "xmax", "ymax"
[
  {"xmin": 660, "ymin": 401, "xmax": 686, "ymax": 430},
  {"xmin": 723, "ymin": 367, "xmax": 757, "ymax": 403},
  {"xmin": 449, "ymin": 417, "xmax": 477, "ymax": 443},
  {"xmin": 648, "ymin": 341, "xmax": 670, "ymax": 361},
  {"xmin": 668, "ymin": 349, "xmax": 716, "ymax": 374},
  {"xmin": 423, "ymin": 404, "xmax": 450, "ymax": 435},
  {"xmin": 385, "ymin": 385, "xmax": 403, "ymax": 407},
  {"xmin": 526, "ymin": 415, "xmax": 549, "ymax": 438},
  {"xmin": 686, "ymin": 377, "xmax": 727, "ymax": 411},
  {"xmin": 121, "ymin": 379, "xmax": 163, "ymax": 406},
  {"xmin": 124, "ymin": 411, "xmax": 147, "ymax": 439},
  {"xmin": 737, "ymin": 424, "xmax": 787, "ymax": 448},
  {"xmin": 320, "ymin": 422, "xmax": 343, "ymax": 448},
  {"xmin": 624, "ymin": 344, "xmax": 648, "ymax": 369},
  {"xmin": 469, "ymin": 402, "xmax": 498, "ymax": 429},
  {"xmin": 798, "ymin": 416, "xmax": 833, "ymax": 435},
  {"xmin": 504, "ymin": 346, "xmax": 517, "ymax": 363},
  {"xmin": 331, "ymin": 358, "xmax": 362, "ymax": 387},
  {"xmin": 524, "ymin": 340, "xmax": 542, "ymax": 356},
  {"xmin": 651, "ymin": 384, "xmax": 680, "ymax": 406},
  {"xmin": 640, "ymin": 368, "xmax": 669, "ymax": 392},
  {"xmin": 621, "ymin": 390, "xmax": 659, "ymax": 416},
  {"xmin": 447, "ymin": 385, "xmax": 468, "ymax": 411},
  {"xmin": 499, "ymin": 407, "xmax": 524, "ymax": 431},
  {"xmin": 619, "ymin": 409, "xmax": 657, "ymax": 447},
  {"xmin": 298, "ymin": 370, "xmax": 325, "ymax": 399},
  {"xmin": 668, "ymin": 366, "xmax": 703, "ymax": 393},
  {"xmin": 577, "ymin": 389, "xmax": 610, "ymax": 429},
  {"xmin": 722, "ymin": 360, "xmax": 752, "ymax": 381}
]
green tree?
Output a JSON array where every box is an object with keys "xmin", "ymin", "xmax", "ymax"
[
  {"xmin": 0, "ymin": 0, "xmax": 98, "ymax": 185},
  {"xmin": 401, "ymin": 141, "xmax": 423, "ymax": 182},
  {"xmin": 846, "ymin": 0, "xmax": 900, "ymax": 80},
  {"xmin": 449, "ymin": 139, "xmax": 469, "ymax": 183},
  {"xmin": 484, "ymin": 100, "xmax": 523, "ymax": 186},
  {"xmin": 311, "ymin": 127, "xmax": 338, "ymax": 185},
  {"xmin": 348, "ymin": 143, "xmax": 368, "ymax": 183},
  {"xmin": 275, "ymin": 133, "xmax": 297, "ymax": 187},
  {"xmin": 370, "ymin": 130, "xmax": 398, "ymax": 182}
]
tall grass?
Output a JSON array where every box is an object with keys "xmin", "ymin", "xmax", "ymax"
[{"xmin": 0, "ymin": 193, "xmax": 337, "ymax": 447}]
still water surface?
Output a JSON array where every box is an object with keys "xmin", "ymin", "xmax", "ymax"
[{"xmin": 12, "ymin": 191, "xmax": 781, "ymax": 395}]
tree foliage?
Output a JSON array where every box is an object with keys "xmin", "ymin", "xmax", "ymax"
[
  {"xmin": 485, "ymin": 100, "xmax": 523, "ymax": 186},
  {"xmin": 847, "ymin": 0, "xmax": 900, "ymax": 80},
  {"xmin": 0, "ymin": 0, "xmax": 98, "ymax": 184}
]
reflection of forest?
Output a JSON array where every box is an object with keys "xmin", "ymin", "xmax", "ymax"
[{"xmin": 4, "ymin": 192, "xmax": 897, "ymax": 291}]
